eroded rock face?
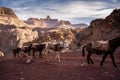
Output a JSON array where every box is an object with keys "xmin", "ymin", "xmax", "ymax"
[
  {"xmin": 72, "ymin": 23, "xmax": 88, "ymax": 29},
  {"xmin": 0, "ymin": 24, "xmax": 38, "ymax": 54},
  {"xmin": 73, "ymin": 9, "xmax": 120, "ymax": 48},
  {"xmin": 88, "ymin": 9, "xmax": 120, "ymax": 41},
  {"xmin": 0, "ymin": 7, "xmax": 18, "ymax": 18},
  {"xmin": 59, "ymin": 20, "xmax": 71, "ymax": 25},
  {"xmin": 25, "ymin": 16, "xmax": 59, "ymax": 28},
  {"xmin": 34, "ymin": 28, "xmax": 77, "ymax": 47},
  {"xmin": 0, "ymin": 7, "xmax": 27, "ymax": 27},
  {"xmin": 25, "ymin": 16, "xmax": 75, "ymax": 29}
]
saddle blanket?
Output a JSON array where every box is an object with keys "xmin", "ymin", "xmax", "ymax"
[{"xmin": 91, "ymin": 41, "xmax": 109, "ymax": 51}]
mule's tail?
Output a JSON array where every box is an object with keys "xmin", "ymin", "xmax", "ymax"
[{"xmin": 82, "ymin": 45, "xmax": 86, "ymax": 57}]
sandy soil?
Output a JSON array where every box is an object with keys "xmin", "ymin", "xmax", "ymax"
[{"xmin": 0, "ymin": 48, "xmax": 120, "ymax": 80}]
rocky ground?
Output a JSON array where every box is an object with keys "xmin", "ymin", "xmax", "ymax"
[{"xmin": 0, "ymin": 48, "xmax": 120, "ymax": 80}]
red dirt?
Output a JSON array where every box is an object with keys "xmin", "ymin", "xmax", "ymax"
[{"xmin": 0, "ymin": 48, "xmax": 120, "ymax": 80}]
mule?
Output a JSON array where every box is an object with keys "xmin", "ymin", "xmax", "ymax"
[
  {"xmin": 31, "ymin": 43, "xmax": 46, "ymax": 58},
  {"xmin": 45, "ymin": 42, "xmax": 65, "ymax": 62},
  {"xmin": 82, "ymin": 37, "xmax": 120, "ymax": 67},
  {"xmin": 22, "ymin": 44, "xmax": 32, "ymax": 55},
  {"xmin": 12, "ymin": 47, "xmax": 21, "ymax": 58}
]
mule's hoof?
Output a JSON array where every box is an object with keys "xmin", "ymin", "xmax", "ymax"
[
  {"xmin": 100, "ymin": 63, "xmax": 103, "ymax": 67},
  {"xmin": 39, "ymin": 56, "xmax": 43, "ymax": 58},
  {"xmin": 91, "ymin": 62, "xmax": 94, "ymax": 64},
  {"xmin": 114, "ymin": 65, "xmax": 117, "ymax": 67}
]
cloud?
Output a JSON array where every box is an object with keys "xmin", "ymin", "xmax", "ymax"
[
  {"xmin": 112, "ymin": 0, "xmax": 117, "ymax": 3},
  {"xmin": 2, "ymin": 0, "xmax": 120, "ymax": 24}
]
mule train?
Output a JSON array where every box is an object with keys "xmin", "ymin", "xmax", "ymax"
[
  {"xmin": 12, "ymin": 41, "xmax": 69, "ymax": 62},
  {"xmin": 82, "ymin": 37, "xmax": 120, "ymax": 67}
]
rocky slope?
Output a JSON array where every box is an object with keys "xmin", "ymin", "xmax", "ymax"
[
  {"xmin": 77, "ymin": 8, "xmax": 120, "ymax": 45},
  {"xmin": 34, "ymin": 28, "xmax": 76, "ymax": 43},
  {"xmin": 32, "ymin": 28, "xmax": 82, "ymax": 50},
  {"xmin": 89, "ymin": 9, "xmax": 120, "ymax": 41},
  {"xmin": 0, "ymin": 24, "xmax": 38, "ymax": 54},
  {"xmin": 1, "ymin": 6, "xmax": 120, "ymax": 54},
  {"xmin": 0, "ymin": 7, "xmax": 38, "ymax": 54}
]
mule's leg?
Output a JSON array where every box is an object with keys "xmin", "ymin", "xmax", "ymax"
[
  {"xmin": 32, "ymin": 50, "xmax": 35, "ymax": 58},
  {"xmin": 13, "ymin": 52, "xmax": 16, "ymax": 58},
  {"xmin": 18, "ymin": 52, "xmax": 19, "ymax": 58},
  {"xmin": 39, "ymin": 51, "xmax": 42, "ymax": 58},
  {"xmin": 55, "ymin": 52, "xmax": 61, "ymax": 63},
  {"xmin": 45, "ymin": 52, "xmax": 49, "ymax": 61},
  {"xmin": 28, "ymin": 51, "xmax": 30, "ymax": 56},
  {"xmin": 87, "ymin": 53, "xmax": 93, "ymax": 64},
  {"xmin": 110, "ymin": 53, "xmax": 117, "ymax": 67},
  {"xmin": 87, "ymin": 54, "xmax": 90, "ymax": 64},
  {"xmin": 100, "ymin": 53, "xmax": 108, "ymax": 66},
  {"xmin": 57, "ymin": 53, "xmax": 61, "ymax": 63}
]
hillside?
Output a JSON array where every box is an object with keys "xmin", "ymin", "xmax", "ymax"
[
  {"xmin": 89, "ymin": 9, "xmax": 120, "ymax": 41},
  {"xmin": 0, "ymin": 7, "xmax": 120, "ymax": 54},
  {"xmin": 75, "ymin": 8, "xmax": 120, "ymax": 45},
  {"xmin": 0, "ymin": 7, "xmax": 38, "ymax": 54},
  {"xmin": 0, "ymin": 7, "xmax": 28, "ymax": 27}
]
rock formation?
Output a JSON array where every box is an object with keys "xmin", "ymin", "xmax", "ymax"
[
  {"xmin": 25, "ymin": 18, "xmax": 47, "ymax": 28},
  {"xmin": 0, "ymin": 7, "xmax": 27, "ymax": 27},
  {"xmin": 56, "ymin": 20, "xmax": 74, "ymax": 29},
  {"xmin": 78, "ymin": 8, "xmax": 120, "ymax": 44},
  {"xmin": 25, "ymin": 16, "xmax": 86, "ymax": 29},
  {"xmin": 59, "ymin": 20, "xmax": 71, "ymax": 25},
  {"xmin": 0, "ymin": 24, "xmax": 38, "ymax": 54},
  {"xmin": 25, "ymin": 15, "xmax": 59, "ymax": 28},
  {"xmin": 89, "ymin": 8, "xmax": 120, "ymax": 41},
  {"xmin": 72, "ymin": 23, "xmax": 88, "ymax": 29},
  {"xmin": 40, "ymin": 15, "xmax": 59, "ymax": 28},
  {"xmin": 33, "ymin": 28, "xmax": 77, "ymax": 45},
  {"xmin": 0, "ymin": 7, "xmax": 18, "ymax": 18},
  {"xmin": 0, "ymin": 7, "xmax": 38, "ymax": 54}
]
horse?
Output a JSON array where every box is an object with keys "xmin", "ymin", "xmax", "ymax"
[
  {"xmin": 82, "ymin": 37, "xmax": 120, "ymax": 67},
  {"xmin": 12, "ymin": 47, "xmax": 21, "ymax": 58}
]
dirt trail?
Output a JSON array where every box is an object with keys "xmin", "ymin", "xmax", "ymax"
[{"xmin": 0, "ymin": 49, "xmax": 120, "ymax": 80}]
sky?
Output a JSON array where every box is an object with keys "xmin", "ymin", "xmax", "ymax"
[{"xmin": 0, "ymin": 0, "xmax": 120, "ymax": 25}]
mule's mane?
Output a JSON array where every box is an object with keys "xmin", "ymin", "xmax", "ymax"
[{"xmin": 109, "ymin": 37, "xmax": 120, "ymax": 43}]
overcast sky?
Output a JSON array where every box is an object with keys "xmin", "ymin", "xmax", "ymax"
[{"xmin": 0, "ymin": 0, "xmax": 120, "ymax": 24}]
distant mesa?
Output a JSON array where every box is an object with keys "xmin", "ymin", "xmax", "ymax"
[
  {"xmin": 25, "ymin": 15, "xmax": 87, "ymax": 29},
  {"xmin": 72, "ymin": 23, "xmax": 88, "ymax": 29},
  {"xmin": 46, "ymin": 15, "xmax": 51, "ymax": 20},
  {"xmin": 59, "ymin": 20, "xmax": 71, "ymax": 25},
  {"xmin": 0, "ymin": 7, "xmax": 88, "ymax": 29},
  {"xmin": 25, "ymin": 15, "xmax": 59, "ymax": 28},
  {"xmin": 25, "ymin": 15, "xmax": 74, "ymax": 28}
]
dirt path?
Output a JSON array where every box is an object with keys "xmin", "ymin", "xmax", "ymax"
[{"xmin": 0, "ymin": 49, "xmax": 120, "ymax": 80}]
